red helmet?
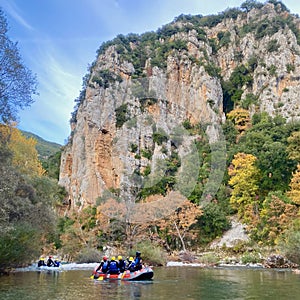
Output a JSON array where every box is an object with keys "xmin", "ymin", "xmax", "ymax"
[{"xmin": 103, "ymin": 256, "xmax": 108, "ymax": 261}]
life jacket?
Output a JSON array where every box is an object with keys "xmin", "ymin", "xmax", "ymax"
[
  {"xmin": 134, "ymin": 257, "xmax": 142, "ymax": 270},
  {"xmin": 128, "ymin": 261, "xmax": 136, "ymax": 272},
  {"xmin": 109, "ymin": 260, "xmax": 119, "ymax": 273},
  {"xmin": 118, "ymin": 260, "xmax": 126, "ymax": 272},
  {"xmin": 102, "ymin": 261, "xmax": 109, "ymax": 272}
]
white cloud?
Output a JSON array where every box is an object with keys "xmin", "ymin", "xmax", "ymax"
[{"xmin": 0, "ymin": 0, "xmax": 33, "ymax": 30}]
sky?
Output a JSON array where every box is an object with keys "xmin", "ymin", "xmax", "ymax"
[{"xmin": 0, "ymin": 1, "xmax": 300, "ymax": 144}]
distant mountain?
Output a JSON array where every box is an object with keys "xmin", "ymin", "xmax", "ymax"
[{"xmin": 21, "ymin": 130, "xmax": 62, "ymax": 158}]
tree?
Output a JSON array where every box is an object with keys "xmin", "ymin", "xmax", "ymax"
[
  {"xmin": 287, "ymin": 131, "xmax": 300, "ymax": 162},
  {"xmin": 0, "ymin": 8, "xmax": 37, "ymax": 123},
  {"xmin": 287, "ymin": 164, "xmax": 300, "ymax": 205},
  {"xmin": 0, "ymin": 125, "xmax": 45, "ymax": 176},
  {"xmin": 155, "ymin": 199, "xmax": 202, "ymax": 251},
  {"xmin": 257, "ymin": 192, "xmax": 299, "ymax": 245},
  {"xmin": 241, "ymin": 0, "xmax": 263, "ymax": 12},
  {"xmin": 227, "ymin": 108, "xmax": 251, "ymax": 135},
  {"xmin": 228, "ymin": 152, "xmax": 260, "ymax": 224}
]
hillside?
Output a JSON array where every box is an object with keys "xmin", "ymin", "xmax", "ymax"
[{"xmin": 21, "ymin": 130, "xmax": 62, "ymax": 158}]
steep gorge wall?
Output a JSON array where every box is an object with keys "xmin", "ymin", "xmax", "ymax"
[{"xmin": 59, "ymin": 2, "xmax": 300, "ymax": 210}]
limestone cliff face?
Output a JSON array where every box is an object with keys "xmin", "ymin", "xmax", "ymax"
[{"xmin": 59, "ymin": 2, "xmax": 300, "ymax": 209}]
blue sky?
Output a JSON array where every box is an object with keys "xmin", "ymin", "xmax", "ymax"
[{"xmin": 0, "ymin": 0, "xmax": 300, "ymax": 144}]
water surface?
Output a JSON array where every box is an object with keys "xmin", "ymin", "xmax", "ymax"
[{"xmin": 0, "ymin": 266, "xmax": 299, "ymax": 299}]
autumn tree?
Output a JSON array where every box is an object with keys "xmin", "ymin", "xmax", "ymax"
[
  {"xmin": 228, "ymin": 152, "xmax": 260, "ymax": 224},
  {"xmin": 256, "ymin": 192, "xmax": 299, "ymax": 245},
  {"xmin": 287, "ymin": 164, "xmax": 300, "ymax": 205},
  {"xmin": 226, "ymin": 108, "xmax": 251, "ymax": 136},
  {"xmin": 287, "ymin": 131, "xmax": 300, "ymax": 162},
  {"xmin": 152, "ymin": 199, "xmax": 201, "ymax": 251},
  {"xmin": 0, "ymin": 125, "xmax": 45, "ymax": 176},
  {"xmin": 0, "ymin": 8, "xmax": 37, "ymax": 123}
]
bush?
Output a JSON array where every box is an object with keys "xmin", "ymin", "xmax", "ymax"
[
  {"xmin": 198, "ymin": 252, "xmax": 219, "ymax": 265},
  {"xmin": 131, "ymin": 241, "xmax": 167, "ymax": 266},
  {"xmin": 75, "ymin": 247, "xmax": 102, "ymax": 263},
  {"xmin": 241, "ymin": 252, "xmax": 261, "ymax": 264},
  {"xmin": 278, "ymin": 220, "xmax": 300, "ymax": 264}
]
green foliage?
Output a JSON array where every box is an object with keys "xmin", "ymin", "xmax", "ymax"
[
  {"xmin": 42, "ymin": 151, "xmax": 62, "ymax": 180},
  {"xmin": 241, "ymin": 93, "xmax": 258, "ymax": 109},
  {"xmin": 130, "ymin": 143, "xmax": 138, "ymax": 153},
  {"xmin": 241, "ymin": 0, "xmax": 264, "ymax": 12},
  {"xmin": 115, "ymin": 103, "xmax": 130, "ymax": 128},
  {"xmin": 198, "ymin": 252, "xmax": 219, "ymax": 264},
  {"xmin": 196, "ymin": 202, "xmax": 231, "ymax": 244},
  {"xmin": 137, "ymin": 151, "xmax": 181, "ymax": 199},
  {"xmin": 267, "ymin": 39, "xmax": 279, "ymax": 52},
  {"xmin": 0, "ymin": 224, "xmax": 40, "ymax": 269},
  {"xmin": 142, "ymin": 165, "xmax": 151, "ymax": 176},
  {"xmin": 182, "ymin": 119, "xmax": 193, "ymax": 130},
  {"xmin": 153, "ymin": 128, "xmax": 169, "ymax": 145},
  {"xmin": 57, "ymin": 216, "xmax": 75, "ymax": 234},
  {"xmin": 278, "ymin": 219, "xmax": 300, "ymax": 264},
  {"xmin": 286, "ymin": 63, "xmax": 295, "ymax": 73},
  {"xmin": 91, "ymin": 69, "xmax": 121, "ymax": 88},
  {"xmin": 254, "ymin": 191, "xmax": 298, "ymax": 244},
  {"xmin": 236, "ymin": 114, "xmax": 300, "ymax": 194},
  {"xmin": 21, "ymin": 131, "xmax": 61, "ymax": 158},
  {"xmin": 133, "ymin": 241, "xmax": 167, "ymax": 266},
  {"xmin": 141, "ymin": 149, "xmax": 152, "ymax": 160},
  {"xmin": 241, "ymin": 251, "xmax": 261, "ymax": 264},
  {"xmin": 217, "ymin": 31, "xmax": 231, "ymax": 49},
  {"xmin": 222, "ymin": 64, "xmax": 254, "ymax": 110}
]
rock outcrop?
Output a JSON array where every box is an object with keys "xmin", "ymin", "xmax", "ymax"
[{"xmin": 59, "ymin": 2, "xmax": 300, "ymax": 213}]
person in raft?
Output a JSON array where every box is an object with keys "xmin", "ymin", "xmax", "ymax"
[
  {"xmin": 134, "ymin": 251, "xmax": 143, "ymax": 271},
  {"xmin": 96, "ymin": 256, "xmax": 109, "ymax": 273},
  {"xmin": 118, "ymin": 255, "xmax": 126, "ymax": 273},
  {"xmin": 37, "ymin": 257, "xmax": 46, "ymax": 267},
  {"xmin": 126, "ymin": 256, "xmax": 136, "ymax": 272},
  {"xmin": 108, "ymin": 256, "xmax": 119, "ymax": 274},
  {"xmin": 46, "ymin": 256, "xmax": 56, "ymax": 267}
]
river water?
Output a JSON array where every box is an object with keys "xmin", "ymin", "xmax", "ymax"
[{"xmin": 0, "ymin": 265, "xmax": 300, "ymax": 300}]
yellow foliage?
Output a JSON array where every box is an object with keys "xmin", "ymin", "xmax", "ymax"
[
  {"xmin": 228, "ymin": 152, "xmax": 260, "ymax": 222},
  {"xmin": 0, "ymin": 124, "xmax": 45, "ymax": 176},
  {"xmin": 287, "ymin": 132, "xmax": 300, "ymax": 162},
  {"xmin": 288, "ymin": 164, "xmax": 300, "ymax": 205},
  {"xmin": 227, "ymin": 108, "xmax": 251, "ymax": 133}
]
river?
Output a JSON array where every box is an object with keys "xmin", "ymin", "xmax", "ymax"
[{"xmin": 0, "ymin": 265, "xmax": 300, "ymax": 299}]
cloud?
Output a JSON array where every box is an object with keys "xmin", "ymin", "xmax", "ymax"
[{"xmin": 0, "ymin": 0, "xmax": 33, "ymax": 30}]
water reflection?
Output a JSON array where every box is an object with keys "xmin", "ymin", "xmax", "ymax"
[
  {"xmin": 93, "ymin": 278, "xmax": 153, "ymax": 299},
  {"xmin": 1, "ymin": 267, "xmax": 300, "ymax": 300}
]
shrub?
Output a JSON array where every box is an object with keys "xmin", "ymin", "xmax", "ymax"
[
  {"xmin": 131, "ymin": 241, "xmax": 167, "ymax": 266},
  {"xmin": 153, "ymin": 128, "xmax": 169, "ymax": 145},
  {"xmin": 198, "ymin": 253, "xmax": 219, "ymax": 265},
  {"xmin": 115, "ymin": 103, "xmax": 129, "ymax": 128},
  {"xmin": 241, "ymin": 252, "xmax": 261, "ymax": 264},
  {"xmin": 75, "ymin": 247, "xmax": 102, "ymax": 263},
  {"xmin": 278, "ymin": 220, "xmax": 300, "ymax": 264}
]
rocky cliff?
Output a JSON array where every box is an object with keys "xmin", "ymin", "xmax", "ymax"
[{"xmin": 59, "ymin": 1, "xmax": 300, "ymax": 216}]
